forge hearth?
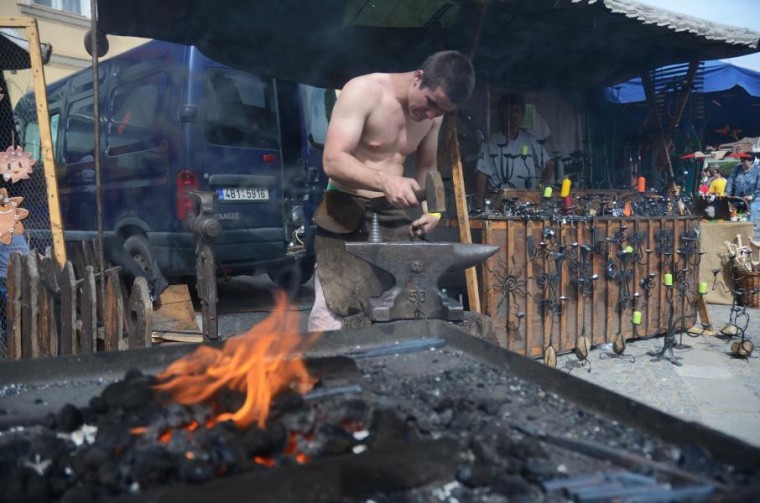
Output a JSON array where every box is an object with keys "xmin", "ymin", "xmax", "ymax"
[{"xmin": 1, "ymin": 320, "xmax": 759, "ymax": 502}]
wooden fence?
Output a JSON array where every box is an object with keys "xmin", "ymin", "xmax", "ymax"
[
  {"xmin": 474, "ymin": 216, "xmax": 702, "ymax": 357},
  {"xmin": 5, "ymin": 241, "xmax": 152, "ymax": 360}
]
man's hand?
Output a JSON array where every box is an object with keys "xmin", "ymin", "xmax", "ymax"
[
  {"xmin": 382, "ymin": 175, "xmax": 422, "ymax": 208},
  {"xmin": 744, "ymin": 195, "xmax": 754, "ymax": 206},
  {"xmin": 409, "ymin": 212, "xmax": 441, "ymax": 239}
]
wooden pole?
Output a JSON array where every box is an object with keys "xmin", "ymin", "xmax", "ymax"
[
  {"xmin": 438, "ymin": 2, "xmax": 487, "ymax": 314},
  {"xmin": 640, "ymin": 61, "xmax": 698, "ymax": 191},
  {"xmin": 7, "ymin": 17, "xmax": 67, "ymax": 267},
  {"xmin": 640, "ymin": 69, "xmax": 675, "ymax": 188},
  {"xmin": 445, "ymin": 115, "xmax": 481, "ymax": 313},
  {"xmin": 89, "ymin": 0, "xmax": 108, "ymax": 315}
]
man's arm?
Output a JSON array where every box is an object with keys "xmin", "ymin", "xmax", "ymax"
[
  {"xmin": 474, "ymin": 172, "xmax": 488, "ymax": 211},
  {"xmin": 752, "ymin": 169, "xmax": 760, "ymax": 200},
  {"xmin": 322, "ymin": 78, "xmax": 420, "ymax": 207},
  {"xmin": 534, "ymin": 138, "xmax": 554, "ymax": 186}
]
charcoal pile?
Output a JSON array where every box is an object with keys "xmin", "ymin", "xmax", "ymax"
[{"xmin": 1, "ymin": 319, "xmax": 759, "ymax": 502}]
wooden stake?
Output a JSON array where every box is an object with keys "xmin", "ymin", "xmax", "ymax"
[{"xmin": 445, "ymin": 115, "xmax": 481, "ymax": 313}]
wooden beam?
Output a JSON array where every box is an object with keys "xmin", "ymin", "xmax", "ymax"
[
  {"xmin": 444, "ymin": 115, "xmax": 481, "ymax": 313},
  {"xmin": 640, "ymin": 68, "xmax": 675, "ymax": 184},
  {"xmin": 640, "ymin": 61, "xmax": 699, "ymax": 191}
]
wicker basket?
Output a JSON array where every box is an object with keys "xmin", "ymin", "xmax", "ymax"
[{"xmin": 737, "ymin": 270, "xmax": 760, "ymax": 308}]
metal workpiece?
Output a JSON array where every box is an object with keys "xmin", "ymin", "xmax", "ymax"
[{"xmin": 345, "ymin": 241, "xmax": 499, "ymax": 322}]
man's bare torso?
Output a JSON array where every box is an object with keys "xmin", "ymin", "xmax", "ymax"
[{"xmin": 329, "ymin": 73, "xmax": 435, "ymax": 199}]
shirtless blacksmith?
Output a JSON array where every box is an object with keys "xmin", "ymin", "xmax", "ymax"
[{"xmin": 308, "ymin": 51, "xmax": 475, "ymax": 331}]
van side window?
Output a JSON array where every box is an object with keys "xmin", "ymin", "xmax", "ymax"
[
  {"xmin": 202, "ymin": 69, "xmax": 279, "ymax": 149},
  {"xmin": 65, "ymin": 98, "xmax": 95, "ymax": 163},
  {"xmin": 23, "ymin": 122, "xmax": 41, "ymax": 161},
  {"xmin": 108, "ymin": 81, "xmax": 161, "ymax": 156},
  {"xmin": 21, "ymin": 113, "xmax": 58, "ymax": 163},
  {"xmin": 50, "ymin": 114, "xmax": 60, "ymax": 156}
]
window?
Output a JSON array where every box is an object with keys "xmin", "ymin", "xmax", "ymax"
[
  {"xmin": 22, "ymin": 113, "xmax": 59, "ymax": 162},
  {"xmin": 108, "ymin": 80, "xmax": 161, "ymax": 156},
  {"xmin": 299, "ymin": 85, "xmax": 334, "ymax": 146},
  {"xmin": 23, "ymin": 122, "xmax": 41, "ymax": 161},
  {"xmin": 51, "ymin": 114, "xmax": 60, "ymax": 154},
  {"xmin": 32, "ymin": 0, "xmax": 91, "ymax": 17},
  {"xmin": 64, "ymin": 98, "xmax": 95, "ymax": 163},
  {"xmin": 202, "ymin": 69, "xmax": 279, "ymax": 149}
]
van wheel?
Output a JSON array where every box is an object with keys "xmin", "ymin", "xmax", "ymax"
[
  {"xmin": 124, "ymin": 235, "xmax": 155, "ymax": 275},
  {"xmin": 123, "ymin": 234, "xmax": 170, "ymax": 301}
]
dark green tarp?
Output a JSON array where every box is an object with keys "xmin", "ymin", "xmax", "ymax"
[{"xmin": 97, "ymin": 0, "xmax": 759, "ymax": 90}]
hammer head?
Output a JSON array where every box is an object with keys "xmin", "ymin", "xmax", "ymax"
[{"xmin": 420, "ymin": 171, "xmax": 446, "ymax": 212}]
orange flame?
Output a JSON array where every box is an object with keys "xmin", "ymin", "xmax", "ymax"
[{"xmin": 154, "ymin": 291, "xmax": 321, "ymax": 429}]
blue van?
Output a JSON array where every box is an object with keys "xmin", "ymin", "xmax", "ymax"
[{"xmin": 15, "ymin": 40, "xmax": 329, "ymax": 286}]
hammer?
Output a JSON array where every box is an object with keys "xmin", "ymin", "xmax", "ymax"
[
  {"xmin": 417, "ymin": 171, "xmax": 446, "ymax": 213},
  {"xmin": 411, "ymin": 171, "xmax": 446, "ymax": 240}
]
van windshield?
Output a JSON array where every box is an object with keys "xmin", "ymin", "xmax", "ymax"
[{"xmin": 202, "ymin": 69, "xmax": 279, "ymax": 149}]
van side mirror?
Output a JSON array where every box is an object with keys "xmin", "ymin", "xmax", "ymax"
[
  {"xmin": 84, "ymin": 29, "xmax": 109, "ymax": 58},
  {"xmin": 179, "ymin": 105, "xmax": 199, "ymax": 122}
]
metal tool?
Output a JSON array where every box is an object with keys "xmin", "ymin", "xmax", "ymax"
[
  {"xmin": 187, "ymin": 191, "xmax": 222, "ymax": 340},
  {"xmin": 345, "ymin": 214, "xmax": 498, "ymax": 321}
]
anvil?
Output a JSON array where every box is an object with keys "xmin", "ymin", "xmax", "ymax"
[{"xmin": 345, "ymin": 240, "xmax": 499, "ymax": 322}]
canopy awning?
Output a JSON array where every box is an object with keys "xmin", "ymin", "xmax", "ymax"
[
  {"xmin": 606, "ymin": 60, "xmax": 760, "ymax": 103},
  {"xmin": 96, "ymin": 0, "xmax": 760, "ymax": 91}
]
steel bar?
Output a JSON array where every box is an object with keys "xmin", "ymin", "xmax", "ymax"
[
  {"xmin": 515, "ymin": 425, "xmax": 726, "ymax": 490},
  {"xmin": 304, "ymin": 384, "xmax": 362, "ymax": 401},
  {"xmin": 342, "ymin": 338, "xmax": 446, "ymax": 359}
]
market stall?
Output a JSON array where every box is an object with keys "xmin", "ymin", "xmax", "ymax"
[
  {"xmin": 699, "ymin": 220, "xmax": 755, "ymax": 305},
  {"xmin": 92, "ymin": 0, "xmax": 759, "ymax": 359}
]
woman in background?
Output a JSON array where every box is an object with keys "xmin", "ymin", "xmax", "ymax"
[
  {"xmin": 708, "ymin": 166, "xmax": 727, "ymax": 196},
  {"xmin": 698, "ymin": 166, "xmax": 716, "ymax": 195}
]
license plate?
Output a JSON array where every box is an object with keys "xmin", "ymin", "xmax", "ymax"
[{"xmin": 217, "ymin": 187, "xmax": 269, "ymax": 201}]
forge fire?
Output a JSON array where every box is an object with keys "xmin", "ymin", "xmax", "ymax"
[
  {"xmin": 1, "ymin": 300, "xmax": 759, "ymax": 502},
  {"xmin": 151, "ymin": 291, "xmax": 321, "ymax": 429}
]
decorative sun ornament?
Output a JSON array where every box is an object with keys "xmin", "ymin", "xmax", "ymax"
[
  {"xmin": 0, "ymin": 146, "xmax": 36, "ymax": 183},
  {"xmin": 0, "ymin": 188, "xmax": 29, "ymax": 245}
]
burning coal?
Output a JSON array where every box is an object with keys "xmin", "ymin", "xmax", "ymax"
[
  {"xmin": 1, "ymin": 298, "xmax": 757, "ymax": 502},
  {"xmin": 154, "ymin": 291, "xmax": 321, "ymax": 428}
]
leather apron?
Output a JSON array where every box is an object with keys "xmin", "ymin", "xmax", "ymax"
[{"xmin": 314, "ymin": 190, "xmax": 414, "ymax": 316}]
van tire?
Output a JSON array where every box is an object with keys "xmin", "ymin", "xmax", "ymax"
[
  {"xmin": 124, "ymin": 235, "xmax": 155, "ymax": 275},
  {"xmin": 123, "ymin": 234, "xmax": 170, "ymax": 301}
]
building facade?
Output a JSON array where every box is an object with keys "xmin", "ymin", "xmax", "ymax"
[{"xmin": 1, "ymin": 0, "xmax": 148, "ymax": 107}]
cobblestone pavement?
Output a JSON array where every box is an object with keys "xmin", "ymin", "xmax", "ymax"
[{"xmin": 556, "ymin": 303, "xmax": 760, "ymax": 448}]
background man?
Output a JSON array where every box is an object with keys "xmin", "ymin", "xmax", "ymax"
[
  {"xmin": 308, "ymin": 51, "xmax": 475, "ymax": 331},
  {"xmin": 473, "ymin": 92, "xmax": 554, "ymax": 210},
  {"xmin": 728, "ymin": 155, "xmax": 760, "ymax": 225}
]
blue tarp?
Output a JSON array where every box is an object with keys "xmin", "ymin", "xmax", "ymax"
[{"xmin": 605, "ymin": 60, "xmax": 760, "ymax": 103}]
